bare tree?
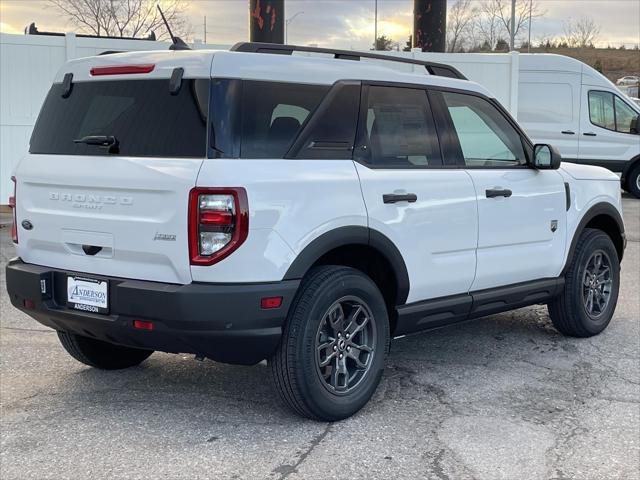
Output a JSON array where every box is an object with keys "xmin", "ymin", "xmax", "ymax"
[
  {"xmin": 475, "ymin": 0, "xmax": 503, "ymax": 51},
  {"xmin": 48, "ymin": 0, "xmax": 191, "ymax": 39},
  {"xmin": 478, "ymin": 0, "xmax": 545, "ymax": 50},
  {"xmin": 446, "ymin": 0, "xmax": 477, "ymax": 52},
  {"xmin": 562, "ymin": 17, "xmax": 601, "ymax": 48}
]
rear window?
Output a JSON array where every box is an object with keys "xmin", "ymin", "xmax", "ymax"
[
  {"xmin": 239, "ymin": 81, "xmax": 329, "ymax": 158},
  {"xmin": 30, "ymin": 79, "xmax": 209, "ymax": 157}
]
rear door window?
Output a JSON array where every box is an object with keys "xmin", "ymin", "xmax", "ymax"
[
  {"xmin": 358, "ymin": 85, "xmax": 442, "ymax": 168},
  {"xmin": 30, "ymin": 79, "xmax": 209, "ymax": 157},
  {"xmin": 239, "ymin": 81, "xmax": 329, "ymax": 158}
]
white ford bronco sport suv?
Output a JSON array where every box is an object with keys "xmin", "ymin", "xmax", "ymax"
[{"xmin": 6, "ymin": 43, "xmax": 626, "ymax": 421}]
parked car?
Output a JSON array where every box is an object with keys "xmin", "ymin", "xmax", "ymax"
[
  {"xmin": 632, "ymin": 97, "xmax": 640, "ymax": 108},
  {"xmin": 617, "ymin": 75, "xmax": 640, "ymax": 86},
  {"xmin": 6, "ymin": 43, "xmax": 626, "ymax": 421}
]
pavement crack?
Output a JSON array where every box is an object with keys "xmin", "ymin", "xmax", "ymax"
[{"xmin": 272, "ymin": 423, "xmax": 332, "ymax": 480}]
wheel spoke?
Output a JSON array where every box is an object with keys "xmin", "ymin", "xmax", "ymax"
[
  {"xmin": 347, "ymin": 348, "xmax": 368, "ymax": 369},
  {"xmin": 343, "ymin": 305, "xmax": 363, "ymax": 334},
  {"xmin": 586, "ymin": 289, "xmax": 594, "ymax": 313},
  {"xmin": 597, "ymin": 268, "xmax": 610, "ymax": 281},
  {"xmin": 327, "ymin": 304, "xmax": 345, "ymax": 331},
  {"xmin": 593, "ymin": 253, "xmax": 602, "ymax": 274},
  {"xmin": 319, "ymin": 351, "xmax": 337, "ymax": 368}
]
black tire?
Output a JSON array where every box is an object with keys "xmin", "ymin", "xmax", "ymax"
[
  {"xmin": 548, "ymin": 228, "xmax": 620, "ymax": 337},
  {"xmin": 57, "ymin": 331, "xmax": 153, "ymax": 370},
  {"xmin": 626, "ymin": 163, "xmax": 640, "ymax": 199},
  {"xmin": 271, "ymin": 266, "xmax": 390, "ymax": 421}
]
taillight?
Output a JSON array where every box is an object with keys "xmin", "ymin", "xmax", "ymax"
[
  {"xmin": 189, "ymin": 188, "xmax": 249, "ymax": 266},
  {"xmin": 9, "ymin": 176, "xmax": 17, "ymax": 243}
]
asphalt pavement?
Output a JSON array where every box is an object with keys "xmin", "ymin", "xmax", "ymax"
[{"xmin": 1, "ymin": 196, "xmax": 638, "ymax": 480}]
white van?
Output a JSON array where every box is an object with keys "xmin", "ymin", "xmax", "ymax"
[
  {"xmin": 389, "ymin": 52, "xmax": 640, "ymax": 197},
  {"xmin": 516, "ymin": 54, "xmax": 640, "ymax": 197}
]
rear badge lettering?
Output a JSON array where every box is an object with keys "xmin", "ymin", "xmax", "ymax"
[
  {"xmin": 49, "ymin": 192, "xmax": 133, "ymax": 210},
  {"xmin": 154, "ymin": 233, "xmax": 176, "ymax": 241}
]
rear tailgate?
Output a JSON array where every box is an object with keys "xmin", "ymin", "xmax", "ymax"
[{"xmin": 13, "ymin": 51, "xmax": 214, "ymax": 284}]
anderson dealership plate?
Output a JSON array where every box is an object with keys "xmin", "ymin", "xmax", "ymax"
[{"xmin": 67, "ymin": 276, "xmax": 109, "ymax": 314}]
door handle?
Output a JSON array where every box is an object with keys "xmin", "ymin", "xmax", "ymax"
[
  {"xmin": 561, "ymin": 130, "xmax": 575, "ymax": 135},
  {"xmin": 383, "ymin": 193, "xmax": 418, "ymax": 204},
  {"xmin": 583, "ymin": 132, "xmax": 597, "ymax": 137},
  {"xmin": 486, "ymin": 188, "xmax": 512, "ymax": 198}
]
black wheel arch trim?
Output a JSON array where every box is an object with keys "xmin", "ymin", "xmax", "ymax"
[
  {"xmin": 562, "ymin": 202, "xmax": 626, "ymax": 275},
  {"xmin": 283, "ymin": 226, "xmax": 410, "ymax": 305}
]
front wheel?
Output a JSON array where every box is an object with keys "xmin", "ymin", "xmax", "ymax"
[
  {"xmin": 625, "ymin": 163, "xmax": 640, "ymax": 199},
  {"xmin": 548, "ymin": 228, "xmax": 620, "ymax": 337},
  {"xmin": 271, "ymin": 266, "xmax": 390, "ymax": 421}
]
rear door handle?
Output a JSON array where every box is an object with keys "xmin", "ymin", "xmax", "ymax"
[
  {"xmin": 383, "ymin": 193, "xmax": 418, "ymax": 204},
  {"xmin": 561, "ymin": 130, "xmax": 575, "ymax": 135},
  {"xmin": 486, "ymin": 188, "xmax": 512, "ymax": 198},
  {"xmin": 583, "ymin": 132, "xmax": 597, "ymax": 137}
]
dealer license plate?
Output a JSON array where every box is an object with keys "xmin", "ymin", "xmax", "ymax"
[{"xmin": 67, "ymin": 276, "xmax": 109, "ymax": 314}]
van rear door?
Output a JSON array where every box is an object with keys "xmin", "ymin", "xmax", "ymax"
[{"xmin": 14, "ymin": 65, "xmax": 210, "ymax": 284}]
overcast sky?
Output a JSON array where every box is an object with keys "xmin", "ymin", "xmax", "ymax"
[{"xmin": 1, "ymin": 0, "xmax": 639, "ymax": 49}]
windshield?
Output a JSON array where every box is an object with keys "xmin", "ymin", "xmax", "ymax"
[{"xmin": 30, "ymin": 79, "xmax": 209, "ymax": 158}]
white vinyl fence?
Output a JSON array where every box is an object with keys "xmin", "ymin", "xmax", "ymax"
[{"xmin": 0, "ymin": 32, "xmax": 228, "ymax": 204}]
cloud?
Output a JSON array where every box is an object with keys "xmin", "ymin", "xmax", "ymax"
[{"xmin": 1, "ymin": 0, "xmax": 638, "ymax": 48}]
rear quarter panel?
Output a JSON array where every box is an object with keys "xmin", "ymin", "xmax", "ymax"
[{"xmin": 191, "ymin": 159, "xmax": 367, "ymax": 283}]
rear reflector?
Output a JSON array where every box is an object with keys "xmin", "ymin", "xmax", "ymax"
[
  {"xmin": 260, "ymin": 296, "xmax": 283, "ymax": 309},
  {"xmin": 133, "ymin": 319, "xmax": 154, "ymax": 331},
  {"xmin": 23, "ymin": 299, "xmax": 35, "ymax": 310},
  {"xmin": 90, "ymin": 64, "xmax": 155, "ymax": 76}
]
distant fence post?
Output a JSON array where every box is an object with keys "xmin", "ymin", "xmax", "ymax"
[
  {"xmin": 65, "ymin": 32, "xmax": 77, "ymax": 61},
  {"xmin": 509, "ymin": 50, "xmax": 519, "ymax": 119}
]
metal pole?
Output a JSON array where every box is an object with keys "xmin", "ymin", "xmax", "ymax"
[
  {"xmin": 204, "ymin": 16, "xmax": 206, "ymax": 43},
  {"xmin": 527, "ymin": 0, "xmax": 532, "ymax": 52},
  {"xmin": 374, "ymin": 0, "xmax": 378, "ymax": 50},
  {"xmin": 510, "ymin": 0, "xmax": 516, "ymax": 50}
]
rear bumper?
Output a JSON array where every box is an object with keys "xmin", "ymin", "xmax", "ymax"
[{"xmin": 5, "ymin": 259, "xmax": 299, "ymax": 365}]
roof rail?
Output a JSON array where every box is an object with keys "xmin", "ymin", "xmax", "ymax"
[{"xmin": 230, "ymin": 42, "xmax": 467, "ymax": 80}]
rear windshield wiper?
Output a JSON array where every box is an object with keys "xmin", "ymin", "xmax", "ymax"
[{"xmin": 74, "ymin": 135, "xmax": 119, "ymax": 154}]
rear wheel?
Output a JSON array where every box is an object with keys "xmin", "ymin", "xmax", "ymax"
[
  {"xmin": 626, "ymin": 163, "xmax": 640, "ymax": 198},
  {"xmin": 548, "ymin": 228, "xmax": 620, "ymax": 337},
  {"xmin": 271, "ymin": 266, "xmax": 389, "ymax": 421},
  {"xmin": 57, "ymin": 331, "xmax": 153, "ymax": 370}
]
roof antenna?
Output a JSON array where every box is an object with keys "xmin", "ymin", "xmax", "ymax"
[{"xmin": 157, "ymin": 4, "xmax": 191, "ymax": 50}]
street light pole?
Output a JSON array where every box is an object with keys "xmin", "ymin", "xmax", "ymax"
[
  {"xmin": 374, "ymin": 0, "xmax": 378, "ymax": 50},
  {"xmin": 285, "ymin": 11, "xmax": 304, "ymax": 44},
  {"xmin": 510, "ymin": 0, "xmax": 516, "ymax": 50}
]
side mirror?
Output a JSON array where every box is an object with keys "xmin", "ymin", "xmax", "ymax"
[{"xmin": 533, "ymin": 144, "xmax": 562, "ymax": 170}]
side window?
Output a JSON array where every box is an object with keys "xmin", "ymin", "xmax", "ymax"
[
  {"xmin": 442, "ymin": 92, "xmax": 526, "ymax": 167},
  {"xmin": 360, "ymin": 86, "xmax": 441, "ymax": 168},
  {"xmin": 614, "ymin": 96, "xmax": 637, "ymax": 133},
  {"xmin": 240, "ymin": 81, "xmax": 329, "ymax": 159},
  {"xmin": 589, "ymin": 91, "xmax": 615, "ymax": 130}
]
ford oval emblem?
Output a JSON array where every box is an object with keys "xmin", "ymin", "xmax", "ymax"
[{"xmin": 21, "ymin": 220, "xmax": 33, "ymax": 230}]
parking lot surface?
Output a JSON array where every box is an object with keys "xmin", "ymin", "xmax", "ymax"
[{"xmin": 1, "ymin": 196, "xmax": 638, "ymax": 480}]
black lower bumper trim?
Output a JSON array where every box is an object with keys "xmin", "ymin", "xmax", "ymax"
[{"xmin": 5, "ymin": 259, "xmax": 299, "ymax": 365}]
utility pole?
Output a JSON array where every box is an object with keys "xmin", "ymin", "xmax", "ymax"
[
  {"xmin": 374, "ymin": 0, "xmax": 378, "ymax": 50},
  {"xmin": 527, "ymin": 0, "xmax": 532, "ymax": 52},
  {"xmin": 510, "ymin": 0, "xmax": 516, "ymax": 51},
  {"xmin": 204, "ymin": 16, "xmax": 206, "ymax": 43}
]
